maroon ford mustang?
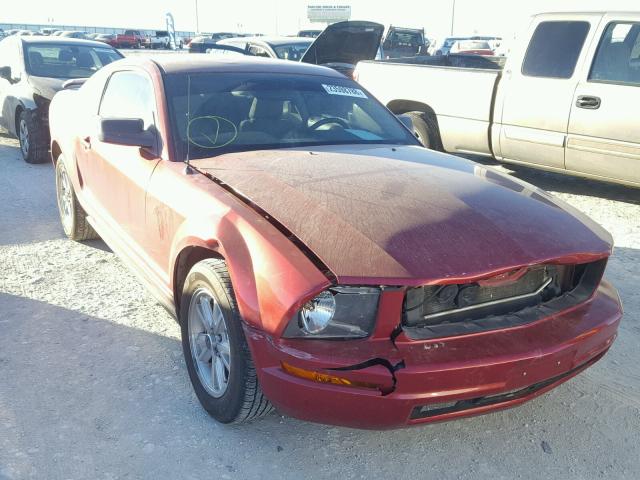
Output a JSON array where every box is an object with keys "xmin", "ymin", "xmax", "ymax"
[{"xmin": 49, "ymin": 55, "xmax": 622, "ymax": 429}]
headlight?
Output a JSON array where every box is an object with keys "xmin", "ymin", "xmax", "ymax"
[{"xmin": 284, "ymin": 286, "xmax": 380, "ymax": 339}]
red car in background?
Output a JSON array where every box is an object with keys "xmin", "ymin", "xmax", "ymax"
[
  {"xmin": 94, "ymin": 34, "xmax": 118, "ymax": 47},
  {"xmin": 48, "ymin": 55, "xmax": 622, "ymax": 429}
]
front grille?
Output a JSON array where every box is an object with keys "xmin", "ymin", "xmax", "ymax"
[{"xmin": 402, "ymin": 259, "xmax": 606, "ymax": 340}]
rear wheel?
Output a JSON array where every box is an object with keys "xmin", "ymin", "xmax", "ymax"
[
  {"xmin": 180, "ymin": 259, "xmax": 273, "ymax": 424},
  {"xmin": 55, "ymin": 156, "xmax": 98, "ymax": 241},
  {"xmin": 406, "ymin": 111, "xmax": 442, "ymax": 150}
]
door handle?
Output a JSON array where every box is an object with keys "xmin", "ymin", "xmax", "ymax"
[
  {"xmin": 80, "ymin": 136, "xmax": 91, "ymax": 149},
  {"xmin": 576, "ymin": 95, "xmax": 601, "ymax": 109}
]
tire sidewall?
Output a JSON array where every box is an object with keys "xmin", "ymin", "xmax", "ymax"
[
  {"xmin": 18, "ymin": 111, "xmax": 32, "ymax": 162},
  {"xmin": 55, "ymin": 157, "xmax": 77, "ymax": 238},
  {"xmin": 408, "ymin": 112, "xmax": 432, "ymax": 149},
  {"xmin": 180, "ymin": 263, "xmax": 250, "ymax": 423}
]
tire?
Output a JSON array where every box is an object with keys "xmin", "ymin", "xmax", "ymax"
[
  {"xmin": 18, "ymin": 110, "xmax": 48, "ymax": 164},
  {"xmin": 55, "ymin": 156, "xmax": 98, "ymax": 241},
  {"xmin": 180, "ymin": 258, "xmax": 273, "ymax": 424},
  {"xmin": 406, "ymin": 111, "xmax": 442, "ymax": 150}
]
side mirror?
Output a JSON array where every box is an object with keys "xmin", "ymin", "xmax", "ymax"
[
  {"xmin": 0, "ymin": 66, "xmax": 12, "ymax": 82},
  {"xmin": 98, "ymin": 118, "xmax": 157, "ymax": 149},
  {"xmin": 396, "ymin": 114, "xmax": 414, "ymax": 131}
]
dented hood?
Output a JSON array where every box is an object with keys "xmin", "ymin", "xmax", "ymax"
[
  {"xmin": 192, "ymin": 145, "xmax": 612, "ymax": 284},
  {"xmin": 301, "ymin": 21, "xmax": 384, "ymax": 66}
]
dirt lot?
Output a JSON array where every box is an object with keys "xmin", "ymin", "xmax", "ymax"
[{"xmin": 0, "ymin": 129, "xmax": 639, "ymax": 480}]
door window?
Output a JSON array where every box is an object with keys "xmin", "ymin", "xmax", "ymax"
[
  {"xmin": 99, "ymin": 70, "xmax": 156, "ymax": 127},
  {"xmin": 248, "ymin": 45, "xmax": 271, "ymax": 58},
  {"xmin": 0, "ymin": 38, "xmax": 23, "ymax": 78},
  {"xmin": 589, "ymin": 22, "xmax": 640, "ymax": 86},
  {"xmin": 522, "ymin": 21, "xmax": 590, "ymax": 78}
]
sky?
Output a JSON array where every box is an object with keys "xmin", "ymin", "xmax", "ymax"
[{"xmin": 4, "ymin": 0, "xmax": 640, "ymax": 38}]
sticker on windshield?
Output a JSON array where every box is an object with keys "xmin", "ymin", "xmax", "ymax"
[{"xmin": 321, "ymin": 84, "xmax": 367, "ymax": 99}]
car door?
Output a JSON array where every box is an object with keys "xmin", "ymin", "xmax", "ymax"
[
  {"xmin": 566, "ymin": 16, "xmax": 640, "ymax": 186},
  {"xmin": 0, "ymin": 37, "xmax": 23, "ymax": 133},
  {"xmin": 497, "ymin": 15, "xmax": 595, "ymax": 169},
  {"xmin": 79, "ymin": 69, "xmax": 161, "ymax": 249}
]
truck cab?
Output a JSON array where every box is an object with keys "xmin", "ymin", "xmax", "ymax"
[{"xmin": 356, "ymin": 11, "xmax": 640, "ymax": 188}]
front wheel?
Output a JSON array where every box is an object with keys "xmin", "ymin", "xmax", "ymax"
[
  {"xmin": 180, "ymin": 259, "xmax": 273, "ymax": 424},
  {"xmin": 55, "ymin": 156, "xmax": 98, "ymax": 241},
  {"xmin": 18, "ymin": 110, "xmax": 48, "ymax": 164}
]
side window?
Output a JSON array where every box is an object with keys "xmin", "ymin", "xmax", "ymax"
[
  {"xmin": 0, "ymin": 38, "xmax": 23, "ymax": 77},
  {"xmin": 522, "ymin": 21, "xmax": 590, "ymax": 78},
  {"xmin": 589, "ymin": 22, "xmax": 640, "ymax": 86},
  {"xmin": 99, "ymin": 71, "xmax": 155, "ymax": 127},
  {"xmin": 248, "ymin": 45, "xmax": 271, "ymax": 58}
]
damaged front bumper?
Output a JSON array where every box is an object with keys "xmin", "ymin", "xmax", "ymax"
[{"xmin": 245, "ymin": 281, "xmax": 622, "ymax": 429}]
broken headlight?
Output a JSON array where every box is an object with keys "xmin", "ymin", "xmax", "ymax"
[{"xmin": 283, "ymin": 286, "xmax": 380, "ymax": 339}]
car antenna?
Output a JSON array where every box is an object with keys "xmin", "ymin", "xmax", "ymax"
[{"xmin": 184, "ymin": 74, "xmax": 194, "ymax": 175}]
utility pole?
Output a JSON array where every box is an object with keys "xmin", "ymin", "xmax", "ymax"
[
  {"xmin": 195, "ymin": 0, "xmax": 200, "ymax": 33},
  {"xmin": 450, "ymin": 0, "xmax": 456, "ymax": 36}
]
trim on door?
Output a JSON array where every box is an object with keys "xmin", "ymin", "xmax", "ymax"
[
  {"xmin": 567, "ymin": 136, "xmax": 640, "ymax": 161},
  {"xmin": 503, "ymin": 125, "xmax": 566, "ymax": 148}
]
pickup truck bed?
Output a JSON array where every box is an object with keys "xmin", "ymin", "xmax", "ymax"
[
  {"xmin": 356, "ymin": 11, "xmax": 640, "ymax": 188},
  {"xmin": 356, "ymin": 55, "xmax": 503, "ymax": 155}
]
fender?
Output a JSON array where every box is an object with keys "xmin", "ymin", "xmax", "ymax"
[{"xmin": 168, "ymin": 200, "xmax": 331, "ymax": 336}]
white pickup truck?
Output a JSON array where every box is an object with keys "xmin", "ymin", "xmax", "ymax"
[{"xmin": 355, "ymin": 12, "xmax": 640, "ymax": 187}]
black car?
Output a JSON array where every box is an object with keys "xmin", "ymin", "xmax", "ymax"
[
  {"xmin": 188, "ymin": 32, "xmax": 244, "ymax": 53},
  {"xmin": 0, "ymin": 36, "xmax": 123, "ymax": 163},
  {"xmin": 218, "ymin": 36, "xmax": 314, "ymax": 61},
  {"xmin": 209, "ymin": 22, "xmax": 385, "ymax": 78},
  {"xmin": 382, "ymin": 26, "xmax": 429, "ymax": 59}
]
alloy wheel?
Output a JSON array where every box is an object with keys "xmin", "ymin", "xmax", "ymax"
[
  {"xmin": 188, "ymin": 288, "xmax": 231, "ymax": 398},
  {"xmin": 19, "ymin": 119, "xmax": 29, "ymax": 157},
  {"xmin": 56, "ymin": 163, "xmax": 74, "ymax": 232}
]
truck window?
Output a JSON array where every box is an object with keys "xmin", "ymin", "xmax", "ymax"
[
  {"xmin": 522, "ymin": 21, "xmax": 590, "ymax": 79},
  {"xmin": 589, "ymin": 22, "xmax": 640, "ymax": 86}
]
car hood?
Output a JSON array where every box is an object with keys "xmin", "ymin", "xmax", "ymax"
[
  {"xmin": 301, "ymin": 21, "xmax": 384, "ymax": 67},
  {"xmin": 192, "ymin": 145, "xmax": 612, "ymax": 284},
  {"xmin": 27, "ymin": 76, "xmax": 65, "ymax": 101}
]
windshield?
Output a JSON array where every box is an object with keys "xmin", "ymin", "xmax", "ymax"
[
  {"xmin": 164, "ymin": 72, "xmax": 418, "ymax": 161},
  {"xmin": 273, "ymin": 42, "xmax": 313, "ymax": 60},
  {"xmin": 24, "ymin": 43, "xmax": 122, "ymax": 79},
  {"xmin": 386, "ymin": 31, "xmax": 424, "ymax": 48}
]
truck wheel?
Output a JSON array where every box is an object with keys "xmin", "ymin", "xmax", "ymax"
[
  {"xmin": 18, "ymin": 110, "xmax": 48, "ymax": 164},
  {"xmin": 55, "ymin": 156, "xmax": 98, "ymax": 241},
  {"xmin": 407, "ymin": 111, "xmax": 442, "ymax": 150},
  {"xmin": 180, "ymin": 258, "xmax": 273, "ymax": 424}
]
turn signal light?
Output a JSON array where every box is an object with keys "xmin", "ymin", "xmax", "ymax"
[{"xmin": 281, "ymin": 362, "xmax": 380, "ymax": 390}]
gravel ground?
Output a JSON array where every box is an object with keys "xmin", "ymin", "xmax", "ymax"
[{"xmin": 0, "ymin": 129, "xmax": 639, "ymax": 480}]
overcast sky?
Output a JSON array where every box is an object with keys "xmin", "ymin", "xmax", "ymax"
[{"xmin": 4, "ymin": 0, "xmax": 639, "ymax": 38}]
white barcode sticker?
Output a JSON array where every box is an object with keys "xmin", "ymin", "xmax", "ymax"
[{"xmin": 321, "ymin": 84, "xmax": 367, "ymax": 98}]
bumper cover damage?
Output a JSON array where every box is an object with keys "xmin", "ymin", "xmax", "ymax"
[{"xmin": 245, "ymin": 281, "xmax": 621, "ymax": 429}]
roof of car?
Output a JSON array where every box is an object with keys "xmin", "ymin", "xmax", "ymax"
[
  {"xmin": 132, "ymin": 54, "xmax": 344, "ymax": 77},
  {"xmin": 221, "ymin": 36, "xmax": 313, "ymax": 46},
  {"xmin": 18, "ymin": 36, "xmax": 117, "ymax": 48}
]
